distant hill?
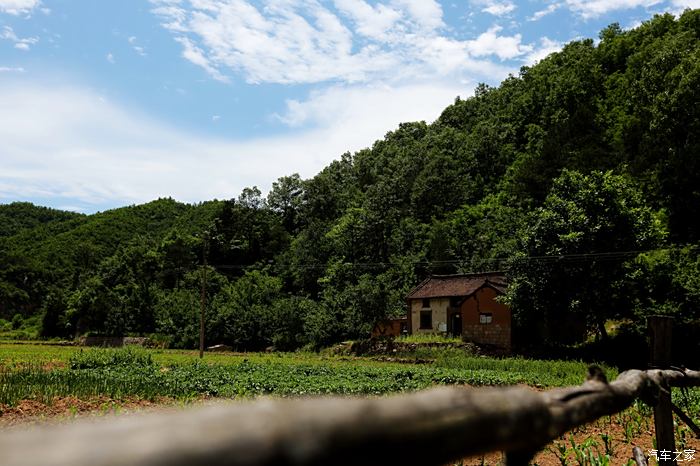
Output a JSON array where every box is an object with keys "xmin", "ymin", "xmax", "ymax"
[
  {"xmin": 0, "ymin": 202, "xmax": 85, "ymax": 238},
  {"xmin": 0, "ymin": 198, "xmax": 224, "ymax": 319}
]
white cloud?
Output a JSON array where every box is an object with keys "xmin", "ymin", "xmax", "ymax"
[
  {"xmin": 478, "ymin": 1, "xmax": 516, "ymax": 16},
  {"xmin": 0, "ymin": 0, "xmax": 41, "ymax": 15},
  {"xmin": 127, "ymin": 36, "xmax": 147, "ymax": 57},
  {"xmin": 169, "ymin": 0, "xmax": 377, "ymax": 84},
  {"xmin": 565, "ymin": 0, "xmax": 663, "ymax": 19},
  {"xmin": 275, "ymin": 83, "xmax": 465, "ymax": 129},
  {"xmin": 0, "ymin": 66, "xmax": 25, "ymax": 72},
  {"xmin": 149, "ymin": 0, "xmax": 518, "ymax": 86},
  {"xmin": 536, "ymin": 0, "xmax": 695, "ymax": 23},
  {"xmin": 523, "ymin": 37, "xmax": 563, "ymax": 65},
  {"xmin": 56, "ymin": 205, "xmax": 87, "ymax": 213},
  {"xmin": 528, "ymin": 3, "xmax": 561, "ymax": 21},
  {"xmin": 106, "ymin": 53, "xmax": 115, "ymax": 64},
  {"xmin": 151, "ymin": 3, "xmax": 189, "ymax": 32},
  {"xmin": 466, "ymin": 26, "xmax": 532, "ymax": 60},
  {"xmin": 0, "ymin": 26, "xmax": 38, "ymax": 50},
  {"xmin": 0, "ymin": 81, "xmax": 472, "ymax": 210},
  {"xmin": 392, "ymin": 0, "xmax": 444, "ymax": 31},
  {"xmin": 333, "ymin": 0, "xmax": 401, "ymax": 40},
  {"xmin": 174, "ymin": 36, "xmax": 229, "ymax": 82},
  {"xmin": 668, "ymin": 0, "xmax": 700, "ymax": 14},
  {"xmin": 624, "ymin": 19, "xmax": 644, "ymax": 30}
]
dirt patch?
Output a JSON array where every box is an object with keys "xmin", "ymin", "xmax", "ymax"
[
  {"xmin": 0, "ymin": 396, "xmax": 178, "ymax": 428},
  {"xmin": 454, "ymin": 415, "xmax": 698, "ymax": 466}
]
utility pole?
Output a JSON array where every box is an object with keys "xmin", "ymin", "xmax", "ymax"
[{"xmin": 199, "ymin": 233, "xmax": 209, "ymax": 359}]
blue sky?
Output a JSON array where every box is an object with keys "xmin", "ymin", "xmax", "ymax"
[{"xmin": 1, "ymin": 0, "xmax": 698, "ymax": 213}]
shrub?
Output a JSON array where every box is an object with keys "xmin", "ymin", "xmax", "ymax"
[{"xmin": 11, "ymin": 314, "xmax": 23, "ymax": 330}]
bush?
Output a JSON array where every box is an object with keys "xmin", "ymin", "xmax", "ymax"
[{"xmin": 11, "ymin": 314, "xmax": 23, "ymax": 330}]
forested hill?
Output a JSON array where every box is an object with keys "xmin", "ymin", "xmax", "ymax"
[
  {"xmin": 1, "ymin": 11, "xmax": 699, "ymax": 361},
  {"xmin": 0, "ymin": 203, "xmax": 84, "ymax": 238}
]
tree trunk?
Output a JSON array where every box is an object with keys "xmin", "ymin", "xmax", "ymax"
[{"xmin": 597, "ymin": 319, "xmax": 608, "ymax": 341}]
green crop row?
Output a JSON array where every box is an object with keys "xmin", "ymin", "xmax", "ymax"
[{"xmin": 1, "ymin": 351, "xmax": 528, "ymax": 405}]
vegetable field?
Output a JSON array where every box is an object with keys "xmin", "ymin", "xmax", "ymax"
[{"xmin": 0, "ymin": 343, "xmax": 618, "ymax": 405}]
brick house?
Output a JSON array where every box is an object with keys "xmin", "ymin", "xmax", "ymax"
[{"xmin": 405, "ymin": 272, "xmax": 510, "ymax": 352}]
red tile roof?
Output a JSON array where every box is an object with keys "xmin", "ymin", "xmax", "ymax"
[{"xmin": 406, "ymin": 272, "xmax": 507, "ymax": 299}]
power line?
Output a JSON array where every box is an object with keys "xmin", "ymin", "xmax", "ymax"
[{"xmin": 206, "ymin": 247, "xmax": 684, "ymax": 272}]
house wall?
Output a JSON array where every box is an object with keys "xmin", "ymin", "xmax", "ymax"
[
  {"xmin": 460, "ymin": 287, "xmax": 510, "ymax": 352},
  {"xmin": 409, "ymin": 298, "xmax": 449, "ymax": 334}
]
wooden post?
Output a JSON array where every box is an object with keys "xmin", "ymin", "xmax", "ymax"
[{"xmin": 648, "ymin": 316, "xmax": 675, "ymax": 465}]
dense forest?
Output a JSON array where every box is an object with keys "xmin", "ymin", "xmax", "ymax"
[{"xmin": 1, "ymin": 12, "xmax": 699, "ymax": 363}]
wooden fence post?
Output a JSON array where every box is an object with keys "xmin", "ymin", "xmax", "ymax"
[{"xmin": 648, "ymin": 316, "xmax": 676, "ymax": 465}]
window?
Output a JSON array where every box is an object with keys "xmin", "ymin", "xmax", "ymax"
[
  {"xmin": 422, "ymin": 298, "xmax": 431, "ymax": 309},
  {"xmin": 479, "ymin": 313, "xmax": 493, "ymax": 324},
  {"xmin": 420, "ymin": 310, "xmax": 432, "ymax": 329}
]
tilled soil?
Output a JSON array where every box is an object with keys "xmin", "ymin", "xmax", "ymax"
[
  {"xmin": 0, "ymin": 396, "xmax": 175, "ymax": 428},
  {"xmin": 456, "ymin": 421, "xmax": 658, "ymax": 465}
]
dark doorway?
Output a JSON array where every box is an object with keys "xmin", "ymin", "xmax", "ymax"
[{"xmin": 451, "ymin": 313, "xmax": 462, "ymax": 337}]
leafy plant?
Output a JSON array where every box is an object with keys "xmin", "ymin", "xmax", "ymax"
[{"xmin": 69, "ymin": 347, "xmax": 154, "ymax": 370}]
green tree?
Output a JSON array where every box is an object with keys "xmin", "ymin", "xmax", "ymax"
[
  {"xmin": 267, "ymin": 174, "xmax": 305, "ymax": 233},
  {"xmin": 208, "ymin": 270, "xmax": 283, "ymax": 350},
  {"xmin": 508, "ymin": 170, "xmax": 666, "ymax": 346}
]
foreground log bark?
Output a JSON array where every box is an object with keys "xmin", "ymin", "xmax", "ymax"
[
  {"xmin": 632, "ymin": 446, "xmax": 649, "ymax": 466},
  {"xmin": 0, "ymin": 368, "xmax": 697, "ymax": 466}
]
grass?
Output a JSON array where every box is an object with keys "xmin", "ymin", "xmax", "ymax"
[
  {"xmin": 382, "ymin": 343, "xmax": 618, "ymax": 387},
  {"xmin": 0, "ymin": 315, "xmax": 41, "ymax": 341}
]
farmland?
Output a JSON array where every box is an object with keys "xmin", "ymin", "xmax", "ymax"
[
  {"xmin": 0, "ymin": 342, "xmax": 617, "ymax": 405},
  {"xmin": 1, "ymin": 342, "xmax": 698, "ymax": 465}
]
